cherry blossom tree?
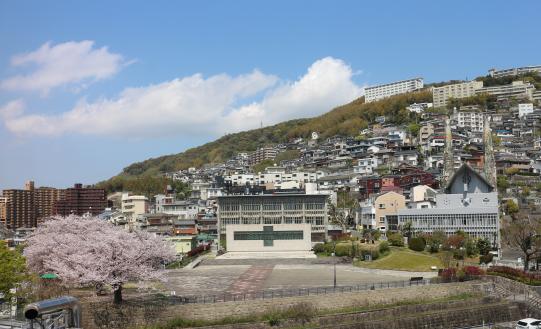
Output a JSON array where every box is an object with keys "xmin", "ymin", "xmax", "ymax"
[{"xmin": 24, "ymin": 215, "xmax": 176, "ymax": 303}]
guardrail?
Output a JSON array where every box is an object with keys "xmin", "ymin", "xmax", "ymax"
[{"xmin": 163, "ymin": 277, "xmax": 475, "ymax": 305}]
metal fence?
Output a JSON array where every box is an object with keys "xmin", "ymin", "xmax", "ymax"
[{"xmin": 162, "ymin": 277, "xmax": 467, "ymax": 305}]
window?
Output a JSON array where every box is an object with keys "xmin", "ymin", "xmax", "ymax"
[{"xmin": 378, "ymin": 204, "xmax": 385, "ymax": 209}]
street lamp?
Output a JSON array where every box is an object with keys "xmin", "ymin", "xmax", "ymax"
[{"xmin": 332, "ymin": 241, "xmax": 337, "ymax": 288}]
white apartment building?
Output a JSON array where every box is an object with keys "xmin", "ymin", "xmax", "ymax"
[
  {"xmin": 476, "ymin": 81, "xmax": 535, "ymax": 101},
  {"xmin": 488, "ymin": 65, "xmax": 541, "ymax": 78},
  {"xmin": 224, "ymin": 174, "xmax": 255, "ymax": 186},
  {"xmin": 154, "ymin": 194, "xmax": 200, "ymax": 219},
  {"xmin": 518, "ymin": 103, "xmax": 534, "ymax": 118},
  {"xmin": 432, "ymin": 81, "xmax": 484, "ymax": 108},
  {"xmin": 406, "ymin": 102, "xmax": 433, "ymax": 113},
  {"xmin": 121, "ymin": 193, "xmax": 149, "ymax": 222},
  {"xmin": 353, "ymin": 156, "xmax": 380, "ymax": 175},
  {"xmin": 364, "ymin": 78, "xmax": 424, "ymax": 103},
  {"xmin": 455, "ymin": 111, "xmax": 484, "ymax": 132}
]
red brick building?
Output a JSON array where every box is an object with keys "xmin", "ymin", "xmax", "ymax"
[{"xmin": 53, "ymin": 183, "xmax": 108, "ymax": 216}]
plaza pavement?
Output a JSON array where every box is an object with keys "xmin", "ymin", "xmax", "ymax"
[{"xmin": 164, "ymin": 259, "xmax": 438, "ymax": 296}]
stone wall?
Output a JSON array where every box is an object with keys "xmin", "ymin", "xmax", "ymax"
[{"xmin": 82, "ymin": 281, "xmax": 481, "ymax": 329}]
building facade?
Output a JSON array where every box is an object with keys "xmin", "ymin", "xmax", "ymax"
[
  {"xmin": 455, "ymin": 111, "xmax": 484, "ymax": 132},
  {"xmin": 476, "ymin": 81, "xmax": 535, "ymax": 101},
  {"xmin": 374, "ymin": 191, "xmax": 406, "ymax": 231},
  {"xmin": 364, "ymin": 78, "xmax": 424, "ymax": 103},
  {"xmin": 397, "ymin": 165, "xmax": 499, "ymax": 247},
  {"xmin": 2, "ymin": 185, "xmax": 35, "ymax": 229},
  {"xmin": 217, "ymin": 194, "xmax": 328, "ymax": 250},
  {"xmin": 488, "ymin": 65, "xmax": 541, "ymax": 78},
  {"xmin": 432, "ymin": 81, "xmax": 483, "ymax": 108},
  {"xmin": 53, "ymin": 183, "xmax": 108, "ymax": 216},
  {"xmin": 121, "ymin": 193, "xmax": 149, "ymax": 224},
  {"xmin": 248, "ymin": 147, "xmax": 278, "ymax": 166},
  {"xmin": 34, "ymin": 187, "xmax": 65, "ymax": 222}
]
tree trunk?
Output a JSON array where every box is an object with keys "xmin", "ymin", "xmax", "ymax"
[
  {"xmin": 113, "ymin": 285, "xmax": 122, "ymax": 304},
  {"xmin": 524, "ymin": 254, "xmax": 530, "ymax": 272}
]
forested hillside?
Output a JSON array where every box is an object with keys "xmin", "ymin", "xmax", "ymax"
[{"xmin": 99, "ymin": 89, "xmax": 433, "ymax": 187}]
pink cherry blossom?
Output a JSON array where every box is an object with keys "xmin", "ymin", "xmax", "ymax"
[{"xmin": 24, "ymin": 215, "xmax": 176, "ymax": 301}]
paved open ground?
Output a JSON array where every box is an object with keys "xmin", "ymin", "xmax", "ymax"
[{"xmin": 164, "ymin": 259, "xmax": 438, "ymax": 296}]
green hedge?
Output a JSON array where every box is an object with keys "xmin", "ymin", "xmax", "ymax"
[
  {"xmin": 408, "ymin": 237, "xmax": 426, "ymax": 252},
  {"xmin": 388, "ymin": 233, "xmax": 404, "ymax": 247}
]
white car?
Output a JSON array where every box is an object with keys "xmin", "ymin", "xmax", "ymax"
[{"xmin": 516, "ymin": 318, "xmax": 541, "ymax": 329}]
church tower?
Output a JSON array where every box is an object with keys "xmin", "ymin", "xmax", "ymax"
[
  {"xmin": 442, "ymin": 117, "xmax": 455, "ymax": 187},
  {"xmin": 483, "ymin": 114, "xmax": 497, "ymax": 188}
]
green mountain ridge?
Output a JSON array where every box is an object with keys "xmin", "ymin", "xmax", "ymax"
[{"xmin": 109, "ymin": 89, "xmax": 433, "ymax": 181}]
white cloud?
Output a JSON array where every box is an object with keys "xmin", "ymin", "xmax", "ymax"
[
  {"xmin": 1, "ymin": 57, "xmax": 363, "ymax": 138},
  {"xmin": 224, "ymin": 57, "xmax": 363, "ymax": 131},
  {"xmin": 0, "ymin": 99, "xmax": 25, "ymax": 120},
  {"xmin": 1, "ymin": 40, "xmax": 128, "ymax": 94}
]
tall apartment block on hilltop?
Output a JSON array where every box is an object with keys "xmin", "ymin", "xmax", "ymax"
[
  {"xmin": 364, "ymin": 78, "xmax": 424, "ymax": 103},
  {"xmin": 488, "ymin": 65, "xmax": 541, "ymax": 78},
  {"xmin": 432, "ymin": 81, "xmax": 484, "ymax": 108}
]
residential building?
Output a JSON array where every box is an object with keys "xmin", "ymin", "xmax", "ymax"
[
  {"xmin": 358, "ymin": 176, "xmax": 382, "ymax": 200},
  {"xmin": 224, "ymin": 173, "xmax": 255, "ymax": 186},
  {"xmin": 1, "ymin": 181, "xmax": 36, "ymax": 229},
  {"xmin": 358, "ymin": 200, "xmax": 376, "ymax": 230},
  {"xmin": 533, "ymin": 90, "xmax": 541, "ymax": 103},
  {"xmin": 432, "ymin": 81, "xmax": 484, "ymax": 108},
  {"xmin": 34, "ymin": 187, "xmax": 65, "ymax": 222},
  {"xmin": 53, "ymin": 183, "xmax": 108, "ymax": 217},
  {"xmin": 364, "ymin": 78, "xmax": 424, "ymax": 103},
  {"xmin": 353, "ymin": 156, "xmax": 380, "ymax": 175},
  {"xmin": 476, "ymin": 81, "xmax": 535, "ymax": 101},
  {"xmin": 217, "ymin": 194, "xmax": 328, "ymax": 251},
  {"xmin": 155, "ymin": 194, "xmax": 199, "ymax": 219},
  {"xmin": 374, "ymin": 191, "xmax": 406, "ymax": 232},
  {"xmin": 419, "ymin": 123, "xmax": 435, "ymax": 146},
  {"xmin": 397, "ymin": 164, "xmax": 499, "ymax": 247},
  {"xmin": 121, "ymin": 193, "xmax": 149, "ymax": 223},
  {"xmin": 455, "ymin": 111, "xmax": 484, "ymax": 132},
  {"xmin": 0, "ymin": 197, "xmax": 7, "ymax": 228},
  {"xmin": 248, "ymin": 147, "xmax": 278, "ymax": 165},
  {"xmin": 406, "ymin": 102, "xmax": 433, "ymax": 113},
  {"xmin": 488, "ymin": 65, "xmax": 541, "ymax": 78},
  {"xmin": 518, "ymin": 103, "xmax": 534, "ymax": 118}
]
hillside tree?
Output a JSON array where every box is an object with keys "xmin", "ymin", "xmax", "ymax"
[
  {"xmin": 0, "ymin": 242, "xmax": 27, "ymax": 302},
  {"xmin": 501, "ymin": 215, "xmax": 541, "ymax": 271}
]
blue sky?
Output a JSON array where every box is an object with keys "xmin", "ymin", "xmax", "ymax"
[{"xmin": 1, "ymin": 0, "xmax": 540, "ymax": 188}]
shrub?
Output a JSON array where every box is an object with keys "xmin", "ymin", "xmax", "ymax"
[
  {"xmin": 387, "ymin": 233, "xmax": 404, "ymax": 247},
  {"xmin": 313, "ymin": 243, "xmax": 325, "ymax": 254},
  {"xmin": 284, "ymin": 302, "xmax": 315, "ymax": 325},
  {"xmin": 439, "ymin": 267, "xmax": 457, "ymax": 281},
  {"xmin": 479, "ymin": 253, "xmax": 494, "ymax": 265},
  {"xmin": 476, "ymin": 238, "xmax": 491, "ymax": 256},
  {"xmin": 379, "ymin": 241, "xmax": 390, "ymax": 254},
  {"xmin": 453, "ymin": 248, "xmax": 466, "ymax": 260},
  {"xmin": 360, "ymin": 248, "xmax": 380, "ymax": 260},
  {"xmin": 323, "ymin": 243, "xmax": 335, "ymax": 254},
  {"xmin": 463, "ymin": 266, "xmax": 485, "ymax": 276},
  {"xmin": 428, "ymin": 241, "xmax": 439, "ymax": 253},
  {"xmin": 487, "ymin": 266, "xmax": 541, "ymax": 285},
  {"xmin": 408, "ymin": 237, "xmax": 426, "ymax": 252},
  {"xmin": 334, "ymin": 243, "xmax": 352, "ymax": 257},
  {"xmin": 464, "ymin": 238, "xmax": 478, "ymax": 257}
]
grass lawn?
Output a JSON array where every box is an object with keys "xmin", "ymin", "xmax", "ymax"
[{"xmin": 355, "ymin": 247, "xmax": 443, "ymax": 272}]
